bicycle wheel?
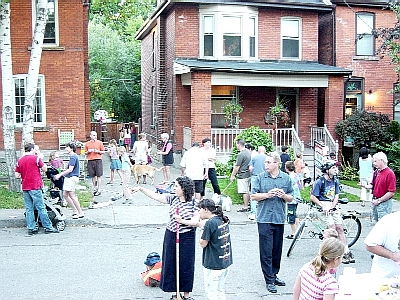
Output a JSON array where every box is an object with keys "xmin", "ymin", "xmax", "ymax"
[
  {"xmin": 342, "ymin": 216, "xmax": 362, "ymax": 248},
  {"xmin": 287, "ymin": 221, "xmax": 306, "ymax": 257}
]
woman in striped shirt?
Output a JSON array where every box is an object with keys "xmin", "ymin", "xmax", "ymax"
[
  {"xmin": 293, "ymin": 238, "xmax": 345, "ymax": 300},
  {"xmin": 132, "ymin": 176, "xmax": 199, "ymax": 300}
]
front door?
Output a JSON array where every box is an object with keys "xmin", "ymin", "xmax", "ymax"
[{"xmin": 277, "ymin": 88, "xmax": 298, "ymax": 129}]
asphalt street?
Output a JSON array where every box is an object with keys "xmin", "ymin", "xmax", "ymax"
[{"xmin": 0, "ymin": 154, "xmax": 397, "ymax": 299}]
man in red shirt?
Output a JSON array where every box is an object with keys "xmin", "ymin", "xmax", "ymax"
[
  {"xmin": 15, "ymin": 143, "xmax": 59, "ymax": 235},
  {"xmin": 362, "ymin": 151, "xmax": 396, "ymax": 222},
  {"xmin": 85, "ymin": 131, "xmax": 105, "ymax": 197}
]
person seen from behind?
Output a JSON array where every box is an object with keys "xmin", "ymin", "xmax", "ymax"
[
  {"xmin": 198, "ymin": 199, "xmax": 232, "ymax": 300},
  {"xmin": 230, "ymin": 139, "xmax": 251, "ymax": 212},
  {"xmin": 15, "ymin": 143, "xmax": 59, "ymax": 235},
  {"xmin": 358, "ymin": 146, "xmax": 373, "ymax": 207},
  {"xmin": 293, "ymin": 237, "xmax": 345, "ymax": 300},
  {"xmin": 280, "ymin": 146, "xmax": 290, "ymax": 173}
]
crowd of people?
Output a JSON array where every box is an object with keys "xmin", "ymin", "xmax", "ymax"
[{"xmin": 15, "ymin": 129, "xmax": 400, "ymax": 299}]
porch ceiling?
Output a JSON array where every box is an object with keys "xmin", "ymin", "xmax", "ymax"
[{"xmin": 175, "ymin": 59, "xmax": 352, "ymax": 87}]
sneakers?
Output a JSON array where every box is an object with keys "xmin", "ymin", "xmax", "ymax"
[
  {"xmin": 72, "ymin": 214, "xmax": 79, "ymax": 219},
  {"xmin": 267, "ymin": 283, "xmax": 277, "ymax": 293},
  {"xmin": 28, "ymin": 229, "xmax": 38, "ymax": 236},
  {"xmin": 342, "ymin": 251, "xmax": 355, "ymax": 264},
  {"xmin": 44, "ymin": 228, "xmax": 59, "ymax": 234},
  {"xmin": 285, "ymin": 235, "xmax": 294, "ymax": 239}
]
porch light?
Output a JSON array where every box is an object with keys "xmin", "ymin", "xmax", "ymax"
[{"xmin": 365, "ymin": 89, "xmax": 376, "ymax": 102}]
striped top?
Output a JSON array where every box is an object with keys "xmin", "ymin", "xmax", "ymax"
[
  {"xmin": 165, "ymin": 195, "xmax": 199, "ymax": 233},
  {"xmin": 298, "ymin": 263, "xmax": 339, "ymax": 300}
]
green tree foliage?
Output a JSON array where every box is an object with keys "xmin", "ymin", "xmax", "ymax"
[
  {"xmin": 89, "ymin": 0, "xmax": 155, "ymax": 122},
  {"xmin": 225, "ymin": 126, "xmax": 274, "ymax": 173},
  {"xmin": 335, "ymin": 111, "xmax": 393, "ymax": 148}
]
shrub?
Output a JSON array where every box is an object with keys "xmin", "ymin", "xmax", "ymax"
[
  {"xmin": 227, "ymin": 126, "xmax": 274, "ymax": 168},
  {"xmin": 339, "ymin": 158, "xmax": 359, "ymax": 181},
  {"xmin": 335, "ymin": 111, "xmax": 393, "ymax": 148}
]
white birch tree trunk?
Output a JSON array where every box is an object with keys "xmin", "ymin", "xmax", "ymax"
[
  {"xmin": 21, "ymin": 0, "xmax": 48, "ymax": 149},
  {"xmin": 0, "ymin": 3, "xmax": 20, "ymax": 192}
]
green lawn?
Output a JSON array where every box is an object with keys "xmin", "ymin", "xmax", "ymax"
[
  {"xmin": 214, "ymin": 178, "xmax": 362, "ymax": 206},
  {"xmin": 0, "ymin": 179, "xmax": 93, "ymax": 209}
]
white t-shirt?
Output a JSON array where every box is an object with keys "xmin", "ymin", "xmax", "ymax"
[
  {"xmin": 202, "ymin": 147, "xmax": 216, "ymax": 169},
  {"xmin": 364, "ymin": 211, "xmax": 400, "ymax": 278},
  {"xmin": 180, "ymin": 147, "xmax": 206, "ymax": 180}
]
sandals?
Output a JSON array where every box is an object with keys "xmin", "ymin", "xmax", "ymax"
[
  {"xmin": 93, "ymin": 191, "xmax": 101, "ymax": 196},
  {"xmin": 237, "ymin": 207, "xmax": 249, "ymax": 212}
]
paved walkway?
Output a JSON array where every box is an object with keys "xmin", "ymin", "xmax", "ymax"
[{"xmin": 0, "ymin": 153, "xmax": 398, "ymax": 229}]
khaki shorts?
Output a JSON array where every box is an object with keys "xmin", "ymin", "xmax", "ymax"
[
  {"xmin": 63, "ymin": 176, "xmax": 79, "ymax": 192},
  {"xmin": 316, "ymin": 202, "xmax": 342, "ymax": 226},
  {"xmin": 237, "ymin": 177, "xmax": 250, "ymax": 194}
]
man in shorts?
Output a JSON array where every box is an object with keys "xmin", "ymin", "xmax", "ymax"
[
  {"xmin": 54, "ymin": 142, "xmax": 84, "ymax": 219},
  {"xmin": 230, "ymin": 139, "xmax": 251, "ymax": 212},
  {"xmin": 84, "ymin": 131, "xmax": 105, "ymax": 197},
  {"xmin": 310, "ymin": 160, "xmax": 354, "ymax": 264},
  {"xmin": 180, "ymin": 142, "xmax": 208, "ymax": 200}
]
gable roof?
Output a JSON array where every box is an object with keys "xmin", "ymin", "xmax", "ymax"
[{"xmin": 174, "ymin": 59, "xmax": 352, "ymax": 75}]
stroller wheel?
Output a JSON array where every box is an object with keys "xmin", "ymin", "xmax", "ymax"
[{"xmin": 56, "ymin": 221, "xmax": 66, "ymax": 231}]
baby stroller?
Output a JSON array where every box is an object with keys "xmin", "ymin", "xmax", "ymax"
[
  {"xmin": 33, "ymin": 194, "xmax": 67, "ymax": 231},
  {"xmin": 45, "ymin": 166, "xmax": 67, "ymax": 207}
]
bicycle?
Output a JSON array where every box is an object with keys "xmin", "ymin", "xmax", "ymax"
[{"xmin": 286, "ymin": 198, "xmax": 362, "ymax": 257}]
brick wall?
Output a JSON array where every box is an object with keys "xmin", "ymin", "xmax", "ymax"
[
  {"xmin": 334, "ymin": 5, "xmax": 397, "ymax": 117},
  {"xmin": 190, "ymin": 72, "xmax": 211, "ymax": 144},
  {"xmin": 0, "ymin": 0, "xmax": 89, "ymax": 150},
  {"xmin": 258, "ymin": 8, "xmax": 319, "ymax": 61}
]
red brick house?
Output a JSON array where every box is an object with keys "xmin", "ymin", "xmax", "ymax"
[
  {"xmin": 327, "ymin": 1, "xmax": 398, "ymax": 121},
  {"xmin": 136, "ymin": 0, "xmax": 397, "ymax": 155},
  {"xmin": 0, "ymin": 0, "xmax": 90, "ymax": 150}
]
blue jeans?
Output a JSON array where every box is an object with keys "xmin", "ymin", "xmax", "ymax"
[{"xmin": 24, "ymin": 189, "xmax": 53, "ymax": 230}]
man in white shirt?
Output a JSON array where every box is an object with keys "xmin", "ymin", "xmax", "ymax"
[
  {"xmin": 180, "ymin": 142, "xmax": 208, "ymax": 200},
  {"xmin": 365, "ymin": 211, "xmax": 400, "ymax": 278}
]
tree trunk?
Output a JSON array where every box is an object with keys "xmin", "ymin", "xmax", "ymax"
[
  {"xmin": 0, "ymin": 3, "xmax": 21, "ymax": 192},
  {"xmin": 21, "ymin": 0, "xmax": 48, "ymax": 149}
]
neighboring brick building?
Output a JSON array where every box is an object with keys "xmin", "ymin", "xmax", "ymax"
[
  {"xmin": 136, "ymin": 0, "xmax": 397, "ymax": 153},
  {"xmin": 0, "ymin": 0, "xmax": 90, "ymax": 150}
]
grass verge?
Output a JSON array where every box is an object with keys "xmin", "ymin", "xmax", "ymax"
[{"xmin": 0, "ymin": 179, "xmax": 93, "ymax": 209}]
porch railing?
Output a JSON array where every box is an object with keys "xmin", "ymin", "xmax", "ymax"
[
  {"xmin": 310, "ymin": 124, "xmax": 339, "ymax": 154},
  {"xmin": 183, "ymin": 126, "xmax": 304, "ymax": 156}
]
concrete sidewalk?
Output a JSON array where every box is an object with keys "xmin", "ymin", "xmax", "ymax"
[{"xmin": 0, "ymin": 153, "xmax": 398, "ymax": 229}]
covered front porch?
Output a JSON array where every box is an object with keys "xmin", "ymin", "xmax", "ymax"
[
  {"xmin": 183, "ymin": 124, "xmax": 338, "ymax": 162},
  {"xmin": 173, "ymin": 59, "xmax": 351, "ymax": 154}
]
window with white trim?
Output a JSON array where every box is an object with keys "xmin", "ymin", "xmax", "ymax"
[
  {"xmin": 281, "ymin": 18, "xmax": 301, "ymax": 59},
  {"xmin": 356, "ymin": 12, "xmax": 375, "ymax": 56},
  {"xmin": 32, "ymin": 0, "xmax": 59, "ymax": 45},
  {"xmin": 14, "ymin": 75, "xmax": 46, "ymax": 126},
  {"xmin": 200, "ymin": 5, "xmax": 258, "ymax": 60}
]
